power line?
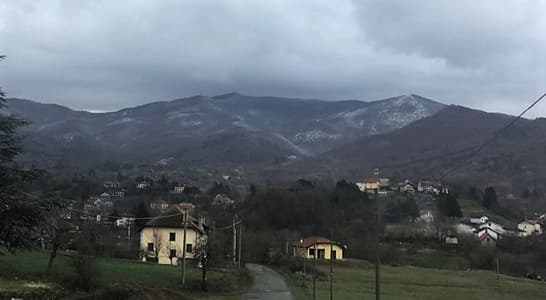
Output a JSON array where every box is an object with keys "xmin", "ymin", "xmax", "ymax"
[
  {"xmin": 215, "ymin": 221, "xmax": 240, "ymax": 230},
  {"xmin": 438, "ymin": 91, "xmax": 546, "ymax": 179},
  {"xmin": 69, "ymin": 208, "xmax": 185, "ymax": 220},
  {"xmin": 365, "ymin": 92, "xmax": 546, "ymax": 178}
]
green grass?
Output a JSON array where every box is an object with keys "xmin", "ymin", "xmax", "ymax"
[
  {"xmin": 459, "ymin": 198, "xmax": 512, "ymax": 225},
  {"xmin": 0, "ymin": 249, "xmax": 246, "ymax": 299},
  {"xmin": 396, "ymin": 249, "xmax": 469, "ymax": 270},
  {"xmin": 286, "ymin": 260, "xmax": 546, "ymax": 300}
]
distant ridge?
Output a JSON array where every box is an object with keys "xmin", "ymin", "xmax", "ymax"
[{"xmin": 4, "ymin": 93, "xmax": 445, "ymax": 170}]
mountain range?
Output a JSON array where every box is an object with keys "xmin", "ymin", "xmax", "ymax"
[
  {"xmin": 3, "ymin": 93, "xmax": 444, "ymax": 169},
  {"xmin": 4, "ymin": 92, "xmax": 546, "ymax": 209}
]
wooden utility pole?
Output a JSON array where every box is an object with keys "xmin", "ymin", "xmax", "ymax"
[
  {"xmin": 329, "ymin": 227, "xmax": 334, "ymax": 300},
  {"xmin": 127, "ymin": 223, "xmax": 131, "ymax": 248},
  {"xmin": 313, "ymin": 241, "xmax": 317, "ymax": 300},
  {"xmin": 238, "ymin": 219, "xmax": 243, "ymax": 271},
  {"xmin": 375, "ymin": 188, "xmax": 381, "ymax": 300},
  {"xmin": 495, "ymin": 249, "xmax": 500, "ymax": 287},
  {"xmin": 181, "ymin": 210, "xmax": 188, "ymax": 286},
  {"xmin": 232, "ymin": 215, "xmax": 238, "ymax": 264}
]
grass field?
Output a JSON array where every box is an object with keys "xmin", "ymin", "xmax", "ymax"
[
  {"xmin": 459, "ymin": 198, "xmax": 512, "ymax": 225},
  {"xmin": 0, "ymin": 249, "xmax": 247, "ymax": 299},
  {"xmin": 285, "ymin": 259, "xmax": 546, "ymax": 300}
]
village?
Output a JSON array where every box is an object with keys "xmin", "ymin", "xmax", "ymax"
[{"xmin": 48, "ymin": 171, "xmax": 545, "ymax": 275}]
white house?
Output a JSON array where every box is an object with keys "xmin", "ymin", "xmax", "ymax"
[
  {"xmin": 470, "ymin": 216, "xmax": 489, "ymax": 225},
  {"xmin": 137, "ymin": 182, "xmax": 150, "ymax": 190},
  {"xmin": 399, "ymin": 181, "xmax": 415, "ymax": 193},
  {"xmin": 518, "ymin": 219, "xmax": 543, "ymax": 237},
  {"xmin": 478, "ymin": 221, "xmax": 504, "ymax": 235},
  {"xmin": 477, "ymin": 227, "xmax": 499, "ymax": 245}
]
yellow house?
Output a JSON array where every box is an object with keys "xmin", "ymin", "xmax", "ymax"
[
  {"xmin": 139, "ymin": 205, "xmax": 207, "ymax": 265},
  {"xmin": 356, "ymin": 177, "xmax": 380, "ymax": 193},
  {"xmin": 293, "ymin": 236, "xmax": 345, "ymax": 260}
]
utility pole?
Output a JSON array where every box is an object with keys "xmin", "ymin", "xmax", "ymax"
[
  {"xmin": 127, "ymin": 222, "xmax": 131, "ymax": 248},
  {"xmin": 495, "ymin": 246, "xmax": 500, "ymax": 287},
  {"xmin": 182, "ymin": 210, "xmax": 188, "ymax": 286},
  {"xmin": 300, "ymin": 238, "xmax": 306, "ymax": 288},
  {"xmin": 232, "ymin": 215, "xmax": 238, "ymax": 264},
  {"xmin": 329, "ymin": 227, "xmax": 333, "ymax": 300},
  {"xmin": 238, "ymin": 219, "xmax": 243, "ymax": 271},
  {"xmin": 313, "ymin": 241, "xmax": 317, "ymax": 300},
  {"xmin": 375, "ymin": 187, "xmax": 381, "ymax": 300}
]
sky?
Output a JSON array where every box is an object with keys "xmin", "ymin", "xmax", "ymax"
[{"xmin": 1, "ymin": 0, "xmax": 545, "ymax": 116}]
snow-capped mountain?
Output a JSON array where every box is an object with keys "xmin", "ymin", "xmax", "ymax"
[{"xmin": 4, "ymin": 93, "xmax": 445, "ymax": 169}]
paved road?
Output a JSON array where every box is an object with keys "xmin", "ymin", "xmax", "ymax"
[{"xmin": 242, "ymin": 263, "xmax": 294, "ymax": 300}]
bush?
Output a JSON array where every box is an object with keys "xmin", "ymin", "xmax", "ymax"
[
  {"xmin": 71, "ymin": 254, "xmax": 97, "ymax": 292},
  {"xmin": 380, "ymin": 243, "xmax": 400, "ymax": 265}
]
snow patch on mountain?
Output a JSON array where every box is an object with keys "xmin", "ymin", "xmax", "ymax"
[
  {"xmin": 232, "ymin": 120, "xmax": 259, "ymax": 131},
  {"xmin": 107, "ymin": 117, "xmax": 134, "ymax": 126},
  {"xmin": 167, "ymin": 111, "xmax": 192, "ymax": 119},
  {"xmin": 273, "ymin": 134, "xmax": 311, "ymax": 156},
  {"xmin": 294, "ymin": 130, "xmax": 340, "ymax": 143}
]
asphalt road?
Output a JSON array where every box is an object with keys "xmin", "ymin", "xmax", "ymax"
[{"xmin": 242, "ymin": 263, "xmax": 294, "ymax": 300}]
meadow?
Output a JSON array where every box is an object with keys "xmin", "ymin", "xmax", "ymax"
[
  {"xmin": 286, "ymin": 259, "xmax": 546, "ymax": 300},
  {"xmin": 0, "ymin": 249, "xmax": 246, "ymax": 299}
]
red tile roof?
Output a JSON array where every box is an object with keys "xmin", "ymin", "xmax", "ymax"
[{"xmin": 297, "ymin": 236, "xmax": 344, "ymax": 248}]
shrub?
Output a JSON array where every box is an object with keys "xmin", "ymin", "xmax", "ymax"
[{"xmin": 71, "ymin": 254, "xmax": 97, "ymax": 292}]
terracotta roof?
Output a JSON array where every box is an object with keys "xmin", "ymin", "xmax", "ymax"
[
  {"xmin": 357, "ymin": 177, "xmax": 379, "ymax": 183},
  {"xmin": 520, "ymin": 219, "xmax": 540, "ymax": 225},
  {"xmin": 297, "ymin": 236, "xmax": 343, "ymax": 248}
]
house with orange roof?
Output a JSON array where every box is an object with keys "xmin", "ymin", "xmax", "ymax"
[{"xmin": 293, "ymin": 236, "xmax": 345, "ymax": 260}]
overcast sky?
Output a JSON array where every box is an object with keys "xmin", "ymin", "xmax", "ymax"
[{"xmin": 1, "ymin": 0, "xmax": 545, "ymax": 116}]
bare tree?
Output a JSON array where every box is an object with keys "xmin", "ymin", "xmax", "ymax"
[
  {"xmin": 194, "ymin": 235, "xmax": 209, "ymax": 291},
  {"xmin": 43, "ymin": 201, "xmax": 74, "ymax": 277},
  {"xmin": 166, "ymin": 241, "xmax": 180, "ymax": 265},
  {"xmin": 151, "ymin": 229, "xmax": 164, "ymax": 261}
]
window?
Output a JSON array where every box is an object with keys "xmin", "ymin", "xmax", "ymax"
[
  {"xmin": 169, "ymin": 232, "xmax": 176, "ymax": 241},
  {"xmin": 147, "ymin": 243, "xmax": 154, "ymax": 252},
  {"xmin": 186, "ymin": 243, "xmax": 193, "ymax": 253},
  {"xmin": 170, "ymin": 249, "xmax": 177, "ymax": 258},
  {"xmin": 309, "ymin": 249, "xmax": 315, "ymax": 256},
  {"xmin": 331, "ymin": 250, "xmax": 337, "ymax": 260}
]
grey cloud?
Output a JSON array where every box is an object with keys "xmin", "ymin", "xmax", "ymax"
[{"xmin": 0, "ymin": 0, "xmax": 544, "ymax": 116}]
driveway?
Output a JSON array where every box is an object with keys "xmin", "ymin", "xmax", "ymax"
[{"xmin": 242, "ymin": 264, "xmax": 294, "ymax": 300}]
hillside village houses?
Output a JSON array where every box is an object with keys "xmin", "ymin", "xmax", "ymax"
[
  {"xmin": 355, "ymin": 177, "xmax": 391, "ymax": 195},
  {"xmin": 293, "ymin": 236, "xmax": 345, "ymax": 260},
  {"xmin": 399, "ymin": 180, "xmax": 416, "ymax": 193},
  {"xmin": 355, "ymin": 175, "xmax": 448, "ymax": 196},
  {"xmin": 173, "ymin": 184, "xmax": 185, "ymax": 194},
  {"xmin": 453, "ymin": 215, "xmax": 544, "ymax": 246},
  {"xmin": 103, "ymin": 181, "xmax": 121, "ymax": 190},
  {"xmin": 136, "ymin": 181, "xmax": 150, "ymax": 190},
  {"xmin": 150, "ymin": 199, "xmax": 170, "ymax": 212},
  {"xmin": 518, "ymin": 219, "xmax": 543, "ymax": 237},
  {"xmin": 212, "ymin": 193, "xmax": 235, "ymax": 207},
  {"xmin": 140, "ymin": 204, "xmax": 208, "ymax": 265}
]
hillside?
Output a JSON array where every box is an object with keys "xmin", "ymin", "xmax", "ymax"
[
  {"xmin": 293, "ymin": 105, "xmax": 546, "ymax": 206},
  {"xmin": 4, "ymin": 93, "xmax": 444, "ymax": 169}
]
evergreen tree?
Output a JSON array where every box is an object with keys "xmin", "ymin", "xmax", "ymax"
[
  {"xmin": 483, "ymin": 187, "xmax": 498, "ymax": 209},
  {"xmin": 0, "ymin": 56, "xmax": 53, "ymax": 252},
  {"xmin": 437, "ymin": 193, "xmax": 462, "ymax": 218}
]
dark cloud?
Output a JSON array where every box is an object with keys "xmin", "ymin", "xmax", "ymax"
[{"xmin": 0, "ymin": 0, "xmax": 544, "ymax": 116}]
